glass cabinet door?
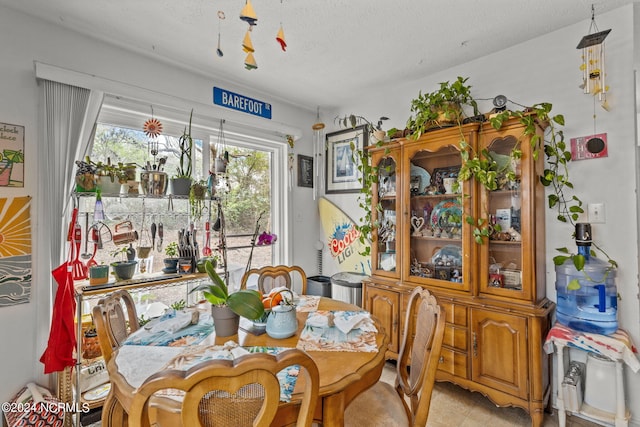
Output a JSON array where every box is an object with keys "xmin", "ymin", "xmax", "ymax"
[
  {"xmin": 402, "ymin": 129, "xmax": 475, "ymax": 293},
  {"xmin": 478, "ymin": 131, "xmax": 530, "ymax": 301},
  {"xmin": 371, "ymin": 147, "xmax": 400, "ymax": 278}
]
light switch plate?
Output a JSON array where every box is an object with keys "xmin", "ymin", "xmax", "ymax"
[{"xmin": 588, "ymin": 203, "xmax": 605, "ymax": 223}]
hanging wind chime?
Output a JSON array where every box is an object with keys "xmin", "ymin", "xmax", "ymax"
[
  {"xmin": 577, "ymin": 4, "xmax": 612, "ymax": 155},
  {"xmin": 216, "ymin": 11, "xmax": 225, "ymax": 57},
  {"xmin": 240, "ymin": 0, "xmax": 258, "ymax": 70},
  {"xmin": 577, "ymin": 4, "xmax": 611, "ymax": 108},
  {"xmin": 312, "ymin": 107, "xmax": 325, "ymax": 200}
]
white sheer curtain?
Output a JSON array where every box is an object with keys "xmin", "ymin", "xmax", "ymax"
[{"xmin": 39, "ymin": 80, "xmax": 103, "ymax": 274}]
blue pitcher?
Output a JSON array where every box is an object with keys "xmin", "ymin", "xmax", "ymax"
[{"xmin": 266, "ymin": 289, "xmax": 297, "ymax": 339}]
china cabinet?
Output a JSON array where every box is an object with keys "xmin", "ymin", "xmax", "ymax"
[{"xmin": 363, "ymin": 118, "xmax": 554, "ymax": 426}]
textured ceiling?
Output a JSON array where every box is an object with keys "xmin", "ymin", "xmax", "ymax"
[{"xmin": 0, "ymin": 0, "xmax": 634, "ymax": 111}]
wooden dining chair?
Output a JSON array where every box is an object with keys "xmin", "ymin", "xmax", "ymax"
[
  {"xmin": 344, "ymin": 287, "xmax": 445, "ymax": 427},
  {"xmin": 92, "ymin": 289, "xmax": 140, "ymax": 363},
  {"xmin": 127, "ymin": 349, "xmax": 320, "ymax": 427},
  {"xmin": 240, "ymin": 265, "xmax": 308, "ymax": 295}
]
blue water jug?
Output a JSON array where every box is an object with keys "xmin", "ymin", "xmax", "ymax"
[{"xmin": 555, "ymin": 224, "xmax": 617, "ymax": 335}]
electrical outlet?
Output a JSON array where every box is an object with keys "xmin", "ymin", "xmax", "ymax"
[{"xmin": 588, "ymin": 203, "xmax": 605, "ymax": 223}]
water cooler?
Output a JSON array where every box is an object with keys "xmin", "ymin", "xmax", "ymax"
[{"xmin": 555, "ymin": 223, "xmax": 617, "ymax": 335}]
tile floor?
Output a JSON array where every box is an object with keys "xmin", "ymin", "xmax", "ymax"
[{"xmin": 379, "ymin": 362, "xmax": 602, "ymax": 427}]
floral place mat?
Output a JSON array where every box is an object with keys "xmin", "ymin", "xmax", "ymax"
[
  {"xmin": 159, "ymin": 341, "xmax": 299, "ymax": 402},
  {"xmin": 296, "ymin": 311, "xmax": 378, "ymax": 352}
]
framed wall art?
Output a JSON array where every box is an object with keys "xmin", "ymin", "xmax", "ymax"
[
  {"xmin": 325, "ymin": 125, "xmax": 368, "ymax": 194},
  {"xmin": 297, "ymin": 154, "xmax": 313, "ymax": 188}
]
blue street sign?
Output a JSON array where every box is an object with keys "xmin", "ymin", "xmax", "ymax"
[{"xmin": 213, "ymin": 87, "xmax": 272, "ymax": 119}]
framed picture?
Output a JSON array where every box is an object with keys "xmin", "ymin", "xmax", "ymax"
[
  {"xmin": 325, "ymin": 125, "xmax": 368, "ymax": 193},
  {"xmin": 297, "ymin": 154, "xmax": 313, "ymax": 188}
]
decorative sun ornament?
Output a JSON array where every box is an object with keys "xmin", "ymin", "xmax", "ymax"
[{"xmin": 143, "ymin": 118, "xmax": 163, "ymax": 138}]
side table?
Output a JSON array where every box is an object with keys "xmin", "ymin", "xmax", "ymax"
[{"xmin": 544, "ymin": 324, "xmax": 640, "ymax": 427}]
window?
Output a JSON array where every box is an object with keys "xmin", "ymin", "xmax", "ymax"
[{"xmin": 84, "ymin": 98, "xmax": 287, "ymax": 295}]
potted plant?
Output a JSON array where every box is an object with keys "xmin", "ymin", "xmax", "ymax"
[
  {"xmin": 190, "ymin": 260, "xmax": 264, "ymax": 336},
  {"xmin": 405, "ymin": 76, "xmax": 479, "ymax": 140},
  {"xmin": 163, "ymin": 241, "xmax": 179, "ymax": 273},
  {"xmin": 110, "ymin": 246, "xmax": 137, "ymax": 281},
  {"xmin": 335, "ymin": 114, "xmax": 388, "ymax": 143},
  {"xmin": 171, "ymin": 109, "xmax": 194, "ymax": 196},
  {"xmin": 189, "ymin": 180, "xmax": 208, "ymax": 221}
]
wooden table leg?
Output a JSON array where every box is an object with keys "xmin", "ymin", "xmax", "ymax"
[{"xmin": 322, "ymin": 392, "xmax": 346, "ymax": 426}]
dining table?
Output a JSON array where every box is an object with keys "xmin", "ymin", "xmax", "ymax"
[{"xmin": 102, "ymin": 295, "xmax": 390, "ymax": 426}]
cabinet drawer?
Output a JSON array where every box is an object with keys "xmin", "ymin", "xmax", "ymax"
[
  {"xmin": 437, "ymin": 347, "xmax": 468, "ymax": 379},
  {"xmin": 443, "ymin": 325, "xmax": 467, "ymax": 351},
  {"xmin": 440, "ymin": 301, "xmax": 467, "ymax": 326}
]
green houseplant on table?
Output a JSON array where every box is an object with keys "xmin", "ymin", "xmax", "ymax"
[{"xmin": 190, "ymin": 260, "xmax": 264, "ymax": 337}]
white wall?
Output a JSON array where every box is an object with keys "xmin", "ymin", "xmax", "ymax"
[
  {"xmin": 329, "ymin": 4, "xmax": 640, "ymax": 424},
  {"xmin": 0, "ymin": 5, "xmax": 318, "ymax": 402}
]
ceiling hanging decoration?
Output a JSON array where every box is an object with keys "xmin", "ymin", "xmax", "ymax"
[
  {"xmin": 216, "ymin": 11, "xmax": 225, "ymax": 57},
  {"xmin": 142, "ymin": 106, "xmax": 163, "ymax": 138},
  {"xmin": 244, "ymin": 52, "xmax": 258, "ymax": 70},
  {"xmin": 240, "ymin": 0, "xmax": 258, "ymax": 70},
  {"xmin": 276, "ymin": 0, "xmax": 287, "ymax": 51},
  {"xmin": 312, "ymin": 107, "xmax": 326, "ymax": 200},
  {"xmin": 242, "ymin": 30, "xmax": 255, "ymax": 53},
  {"xmin": 240, "ymin": 0, "xmax": 258, "ymax": 27},
  {"xmin": 577, "ymin": 4, "xmax": 611, "ymax": 110}
]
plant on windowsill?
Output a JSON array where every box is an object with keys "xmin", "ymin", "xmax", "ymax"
[
  {"xmin": 189, "ymin": 180, "xmax": 208, "ymax": 221},
  {"xmin": 163, "ymin": 241, "xmax": 179, "ymax": 273},
  {"xmin": 171, "ymin": 109, "xmax": 194, "ymax": 196},
  {"xmin": 110, "ymin": 246, "xmax": 137, "ymax": 281},
  {"xmin": 190, "ymin": 260, "xmax": 265, "ymax": 336}
]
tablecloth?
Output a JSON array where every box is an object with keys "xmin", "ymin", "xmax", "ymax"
[{"xmin": 544, "ymin": 323, "xmax": 640, "ymax": 373}]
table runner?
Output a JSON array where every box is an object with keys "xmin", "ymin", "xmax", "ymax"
[{"xmin": 544, "ymin": 323, "xmax": 640, "ymax": 373}]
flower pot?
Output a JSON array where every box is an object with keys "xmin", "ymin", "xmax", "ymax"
[
  {"xmin": 211, "ymin": 305, "xmax": 240, "ymax": 337},
  {"xmin": 88, "ymin": 265, "xmax": 109, "ymax": 285},
  {"xmin": 163, "ymin": 258, "xmax": 179, "ymax": 273},
  {"xmin": 171, "ymin": 177, "xmax": 192, "ymax": 196},
  {"xmin": 97, "ymin": 176, "xmax": 123, "ymax": 195},
  {"xmin": 196, "ymin": 257, "xmax": 217, "ymax": 273},
  {"xmin": 111, "ymin": 261, "xmax": 137, "ymax": 281}
]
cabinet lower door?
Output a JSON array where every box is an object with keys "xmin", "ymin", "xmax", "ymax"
[
  {"xmin": 471, "ymin": 309, "xmax": 528, "ymax": 399},
  {"xmin": 364, "ymin": 285, "xmax": 400, "ymax": 356}
]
